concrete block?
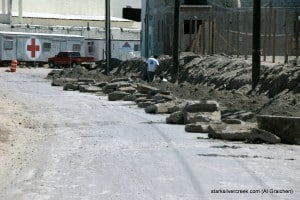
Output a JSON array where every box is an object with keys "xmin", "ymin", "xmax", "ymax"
[
  {"xmin": 257, "ymin": 115, "xmax": 300, "ymax": 145},
  {"xmin": 134, "ymin": 93, "xmax": 148, "ymax": 99},
  {"xmin": 95, "ymin": 82, "xmax": 108, "ymax": 88},
  {"xmin": 138, "ymin": 101, "xmax": 154, "ymax": 108},
  {"xmin": 104, "ymin": 82, "xmax": 120, "ymax": 90},
  {"xmin": 110, "ymin": 77, "xmax": 132, "ymax": 83},
  {"xmin": 152, "ymin": 94, "xmax": 175, "ymax": 102},
  {"xmin": 52, "ymin": 77, "xmax": 77, "ymax": 86},
  {"xmin": 184, "ymin": 100, "xmax": 219, "ymax": 113},
  {"xmin": 185, "ymin": 123, "xmax": 210, "ymax": 133},
  {"xmin": 208, "ymin": 123, "xmax": 257, "ymax": 141},
  {"xmin": 117, "ymin": 86, "xmax": 137, "ymax": 94},
  {"xmin": 247, "ymin": 128, "xmax": 281, "ymax": 144},
  {"xmin": 79, "ymin": 85, "xmax": 102, "ymax": 93},
  {"xmin": 123, "ymin": 94, "xmax": 136, "ymax": 101},
  {"xmin": 145, "ymin": 104, "xmax": 156, "ymax": 113},
  {"xmin": 63, "ymin": 83, "xmax": 79, "ymax": 91},
  {"xmin": 223, "ymin": 118, "xmax": 244, "ymax": 125},
  {"xmin": 77, "ymin": 78, "xmax": 95, "ymax": 84},
  {"xmin": 135, "ymin": 97, "xmax": 150, "ymax": 104},
  {"xmin": 166, "ymin": 111, "xmax": 185, "ymax": 124},
  {"xmin": 104, "ymin": 82, "xmax": 133, "ymax": 90},
  {"xmin": 137, "ymin": 83, "xmax": 160, "ymax": 94},
  {"xmin": 185, "ymin": 111, "xmax": 221, "ymax": 124},
  {"xmin": 108, "ymin": 91, "xmax": 130, "ymax": 101},
  {"xmin": 167, "ymin": 100, "xmax": 188, "ymax": 113}
]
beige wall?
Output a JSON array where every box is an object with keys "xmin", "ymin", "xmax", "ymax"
[
  {"xmin": 6, "ymin": 0, "xmax": 141, "ymax": 18},
  {"xmin": 0, "ymin": 0, "xmax": 141, "ymax": 28}
]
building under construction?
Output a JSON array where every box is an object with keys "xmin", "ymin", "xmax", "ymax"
[{"xmin": 141, "ymin": 0, "xmax": 300, "ymax": 61}]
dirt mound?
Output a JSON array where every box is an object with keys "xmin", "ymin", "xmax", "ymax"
[
  {"xmin": 259, "ymin": 64, "xmax": 300, "ymax": 97},
  {"xmin": 113, "ymin": 53, "xmax": 299, "ymax": 97}
]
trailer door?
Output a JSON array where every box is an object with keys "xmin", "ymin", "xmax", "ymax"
[
  {"xmin": 60, "ymin": 41, "xmax": 67, "ymax": 51},
  {"xmin": 16, "ymin": 38, "xmax": 26, "ymax": 61},
  {"xmin": 2, "ymin": 39, "xmax": 16, "ymax": 61},
  {"xmin": 51, "ymin": 40, "xmax": 60, "ymax": 56}
]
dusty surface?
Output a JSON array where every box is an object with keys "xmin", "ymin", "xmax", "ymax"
[{"xmin": 0, "ymin": 67, "xmax": 299, "ymax": 199}]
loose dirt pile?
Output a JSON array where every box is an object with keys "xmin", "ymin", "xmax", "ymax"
[{"xmin": 48, "ymin": 53, "xmax": 300, "ymax": 119}]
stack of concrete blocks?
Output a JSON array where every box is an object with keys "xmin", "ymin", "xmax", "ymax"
[{"xmin": 162, "ymin": 99, "xmax": 281, "ymax": 144}]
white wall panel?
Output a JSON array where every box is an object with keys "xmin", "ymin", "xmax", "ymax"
[{"xmin": 4, "ymin": 0, "xmax": 141, "ymax": 18}]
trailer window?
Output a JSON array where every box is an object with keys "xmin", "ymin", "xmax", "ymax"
[
  {"xmin": 4, "ymin": 40, "xmax": 13, "ymax": 50},
  {"xmin": 134, "ymin": 44, "xmax": 140, "ymax": 51},
  {"xmin": 43, "ymin": 43, "xmax": 51, "ymax": 52},
  {"xmin": 72, "ymin": 44, "xmax": 81, "ymax": 51},
  {"xmin": 87, "ymin": 41, "xmax": 95, "ymax": 53},
  {"xmin": 70, "ymin": 52, "xmax": 80, "ymax": 57}
]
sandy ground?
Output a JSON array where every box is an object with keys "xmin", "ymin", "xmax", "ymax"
[
  {"xmin": 0, "ymin": 69, "xmax": 47, "ymax": 194},
  {"xmin": 0, "ymin": 67, "xmax": 299, "ymax": 200}
]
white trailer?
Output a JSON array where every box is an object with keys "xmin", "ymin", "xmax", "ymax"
[
  {"xmin": 0, "ymin": 31, "xmax": 84, "ymax": 66},
  {"xmin": 84, "ymin": 39, "xmax": 140, "ymax": 62}
]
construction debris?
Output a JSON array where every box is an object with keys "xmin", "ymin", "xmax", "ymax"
[{"xmin": 47, "ymin": 53, "xmax": 300, "ymax": 145}]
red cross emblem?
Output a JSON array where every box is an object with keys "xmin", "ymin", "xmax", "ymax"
[
  {"xmin": 27, "ymin": 38, "xmax": 40, "ymax": 58},
  {"xmin": 26, "ymin": 37, "xmax": 41, "ymax": 60}
]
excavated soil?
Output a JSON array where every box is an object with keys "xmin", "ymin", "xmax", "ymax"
[{"xmin": 49, "ymin": 53, "xmax": 300, "ymax": 119}]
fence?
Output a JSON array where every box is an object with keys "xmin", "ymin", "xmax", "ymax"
[{"xmin": 194, "ymin": 6, "xmax": 300, "ymax": 63}]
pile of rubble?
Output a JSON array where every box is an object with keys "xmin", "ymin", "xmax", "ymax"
[{"xmin": 48, "ymin": 70, "xmax": 299, "ymax": 145}]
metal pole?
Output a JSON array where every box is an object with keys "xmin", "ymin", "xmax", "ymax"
[
  {"xmin": 145, "ymin": 0, "xmax": 149, "ymax": 58},
  {"xmin": 2, "ymin": 0, "xmax": 6, "ymax": 14},
  {"xmin": 252, "ymin": 0, "xmax": 261, "ymax": 90},
  {"xmin": 18, "ymin": 0, "xmax": 23, "ymax": 23},
  {"xmin": 8, "ymin": 0, "xmax": 12, "ymax": 16},
  {"xmin": 105, "ymin": 0, "xmax": 111, "ymax": 74},
  {"xmin": 173, "ymin": 0, "xmax": 180, "ymax": 78}
]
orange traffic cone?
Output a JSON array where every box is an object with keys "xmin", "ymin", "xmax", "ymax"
[{"xmin": 10, "ymin": 60, "xmax": 17, "ymax": 72}]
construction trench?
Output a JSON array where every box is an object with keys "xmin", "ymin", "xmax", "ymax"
[{"xmin": 49, "ymin": 53, "xmax": 300, "ymax": 145}]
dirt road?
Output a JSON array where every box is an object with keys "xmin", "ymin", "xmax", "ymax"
[{"xmin": 0, "ymin": 68, "xmax": 299, "ymax": 200}]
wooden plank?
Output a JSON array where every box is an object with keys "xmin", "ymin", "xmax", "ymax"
[
  {"xmin": 296, "ymin": 11, "xmax": 299, "ymax": 59},
  {"xmin": 195, "ymin": 20, "xmax": 198, "ymax": 53},
  {"xmin": 227, "ymin": 14, "xmax": 230, "ymax": 53},
  {"xmin": 197, "ymin": 24, "xmax": 202, "ymax": 54},
  {"xmin": 203, "ymin": 21, "xmax": 206, "ymax": 55},
  {"xmin": 268, "ymin": 5, "xmax": 273, "ymax": 61},
  {"xmin": 263, "ymin": 10, "xmax": 267, "ymax": 61},
  {"xmin": 245, "ymin": 11, "xmax": 249, "ymax": 60},
  {"xmin": 212, "ymin": 19, "xmax": 216, "ymax": 54},
  {"xmin": 237, "ymin": 12, "xmax": 240, "ymax": 58},
  {"xmin": 272, "ymin": 9, "xmax": 277, "ymax": 63}
]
